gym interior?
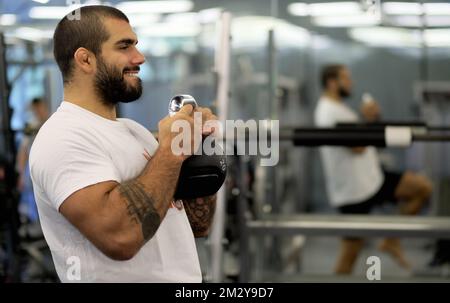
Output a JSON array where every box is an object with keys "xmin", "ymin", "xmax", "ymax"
[{"xmin": 1, "ymin": 0, "xmax": 450, "ymax": 283}]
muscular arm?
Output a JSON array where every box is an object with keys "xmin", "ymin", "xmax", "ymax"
[
  {"xmin": 59, "ymin": 104, "xmax": 198, "ymax": 260},
  {"xmin": 59, "ymin": 145, "xmax": 183, "ymax": 261},
  {"xmin": 183, "ymin": 194, "xmax": 217, "ymax": 237}
]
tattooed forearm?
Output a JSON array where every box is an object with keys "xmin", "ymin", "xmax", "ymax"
[
  {"xmin": 118, "ymin": 180, "xmax": 161, "ymax": 240},
  {"xmin": 183, "ymin": 195, "xmax": 217, "ymax": 237}
]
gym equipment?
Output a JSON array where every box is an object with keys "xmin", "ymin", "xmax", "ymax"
[
  {"xmin": 336, "ymin": 121, "xmax": 450, "ymax": 132},
  {"xmin": 336, "ymin": 121, "xmax": 427, "ymax": 129},
  {"xmin": 168, "ymin": 94, "xmax": 197, "ymax": 116},
  {"xmin": 168, "ymin": 95, "xmax": 227, "ymax": 200},
  {"xmin": 0, "ymin": 34, "xmax": 22, "ymax": 282},
  {"xmin": 1, "ymin": 34, "xmax": 57, "ymax": 282},
  {"xmin": 233, "ymin": 122, "xmax": 450, "ymax": 282},
  {"xmin": 246, "ymin": 214, "xmax": 450, "ymax": 238},
  {"xmin": 0, "ymin": 33, "xmax": 14, "ymax": 162},
  {"xmin": 236, "ymin": 156, "xmax": 450, "ymax": 282},
  {"xmin": 225, "ymin": 125, "xmax": 450, "ymax": 147},
  {"xmin": 291, "ymin": 126, "xmax": 450, "ymax": 147}
]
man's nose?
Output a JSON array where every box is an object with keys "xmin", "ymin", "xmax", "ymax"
[{"xmin": 132, "ymin": 48, "xmax": 146, "ymax": 65}]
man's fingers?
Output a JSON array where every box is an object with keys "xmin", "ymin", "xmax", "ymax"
[
  {"xmin": 178, "ymin": 104, "xmax": 194, "ymax": 116},
  {"xmin": 196, "ymin": 106, "xmax": 212, "ymax": 115},
  {"xmin": 195, "ymin": 107, "xmax": 217, "ymax": 123}
]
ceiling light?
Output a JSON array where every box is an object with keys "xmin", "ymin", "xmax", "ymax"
[
  {"xmin": 29, "ymin": 2, "xmax": 106, "ymax": 19},
  {"xmin": 309, "ymin": 2, "xmax": 362, "ymax": 16},
  {"xmin": 383, "ymin": 2, "xmax": 450, "ymax": 16},
  {"xmin": 382, "ymin": 2, "xmax": 423, "ymax": 15},
  {"xmin": 165, "ymin": 12, "xmax": 198, "ymax": 23},
  {"xmin": 0, "ymin": 14, "xmax": 17, "ymax": 26},
  {"xmin": 137, "ymin": 23, "xmax": 200, "ymax": 37},
  {"xmin": 423, "ymin": 3, "xmax": 450, "ymax": 16},
  {"xmin": 349, "ymin": 27, "xmax": 420, "ymax": 47},
  {"xmin": 13, "ymin": 27, "xmax": 54, "ymax": 42},
  {"xmin": 424, "ymin": 29, "xmax": 450, "ymax": 47},
  {"xmin": 287, "ymin": 3, "xmax": 309, "ymax": 16},
  {"xmin": 116, "ymin": 1, "xmax": 193, "ymax": 15},
  {"xmin": 29, "ymin": 6, "xmax": 80, "ymax": 19},
  {"xmin": 389, "ymin": 15, "xmax": 450, "ymax": 27},
  {"xmin": 232, "ymin": 16, "xmax": 310, "ymax": 48},
  {"xmin": 198, "ymin": 8, "xmax": 222, "ymax": 24},
  {"xmin": 313, "ymin": 14, "xmax": 380, "ymax": 27},
  {"xmin": 128, "ymin": 14, "xmax": 160, "ymax": 27},
  {"xmin": 289, "ymin": 2, "xmax": 364, "ymax": 17}
]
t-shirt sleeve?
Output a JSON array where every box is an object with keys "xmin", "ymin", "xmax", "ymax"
[{"xmin": 30, "ymin": 129, "xmax": 120, "ymax": 211}]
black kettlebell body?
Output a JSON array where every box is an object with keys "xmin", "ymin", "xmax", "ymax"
[{"xmin": 169, "ymin": 95, "xmax": 227, "ymax": 199}]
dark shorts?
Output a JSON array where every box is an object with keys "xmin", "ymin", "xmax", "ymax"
[{"xmin": 338, "ymin": 171, "xmax": 403, "ymax": 214}]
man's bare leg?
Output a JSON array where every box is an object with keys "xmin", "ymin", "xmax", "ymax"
[
  {"xmin": 379, "ymin": 172, "xmax": 432, "ymax": 269},
  {"xmin": 335, "ymin": 238, "xmax": 365, "ymax": 274}
]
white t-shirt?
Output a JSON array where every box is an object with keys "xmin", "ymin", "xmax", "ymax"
[
  {"xmin": 314, "ymin": 96, "xmax": 383, "ymax": 207},
  {"xmin": 29, "ymin": 101, "xmax": 202, "ymax": 283}
]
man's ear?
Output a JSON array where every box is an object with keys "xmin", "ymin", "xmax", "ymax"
[
  {"xmin": 328, "ymin": 79, "xmax": 337, "ymax": 90},
  {"xmin": 73, "ymin": 47, "xmax": 95, "ymax": 75}
]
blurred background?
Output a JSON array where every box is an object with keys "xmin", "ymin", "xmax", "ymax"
[{"xmin": 1, "ymin": 0, "xmax": 450, "ymax": 283}]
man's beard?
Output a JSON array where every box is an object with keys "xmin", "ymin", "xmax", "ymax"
[
  {"xmin": 338, "ymin": 86, "xmax": 351, "ymax": 98},
  {"xmin": 94, "ymin": 57, "xmax": 143, "ymax": 105}
]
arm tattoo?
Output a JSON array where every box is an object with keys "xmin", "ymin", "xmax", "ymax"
[
  {"xmin": 118, "ymin": 180, "xmax": 161, "ymax": 240},
  {"xmin": 183, "ymin": 195, "xmax": 217, "ymax": 237}
]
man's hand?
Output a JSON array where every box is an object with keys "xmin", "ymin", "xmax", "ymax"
[
  {"xmin": 178, "ymin": 106, "xmax": 218, "ymax": 237},
  {"xmin": 158, "ymin": 104, "xmax": 197, "ymax": 160},
  {"xmin": 195, "ymin": 106, "xmax": 219, "ymax": 137},
  {"xmin": 158, "ymin": 105, "xmax": 219, "ymax": 159},
  {"xmin": 360, "ymin": 100, "xmax": 381, "ymax": 123},
  {"xmin": 351, "ymin": 147, "xmax": 366, "ymax": 154}
]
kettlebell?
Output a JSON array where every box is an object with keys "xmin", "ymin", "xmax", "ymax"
[{"xmin": 169, "ymin": 95, "xmax": 227, "ymax": 200}]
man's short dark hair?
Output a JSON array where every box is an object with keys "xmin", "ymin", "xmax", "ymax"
[
  {"xmin": 53, "ymin": 5, "xmax": 129, "ymax": 84},
  {"xmin": 320, "ymin": 64, "xmax": 346, "ymax": 89}
]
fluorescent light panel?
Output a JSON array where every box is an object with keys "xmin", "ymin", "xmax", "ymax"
[
  {"xmin": 309, "ymin": 2, "xmax": 361, "ymax": 16},
  {"xmin": 0, "ymin": 14, "xmax": 17, "ymax": 26},
  {"xmin": 288, "ymin": 2, "xmax": 363, "ymax": 17},
  {"xmin": 349, "ymin": 27, "xmax": 419, "ymax": 47},
  {"xmin": 13, "ymin": 27, "xmax": 54, "ymax": 42},
  {"xmin": 313, "ymin": 15, "xmax": 380, "ymax": 27},
  {"xmin": 424, "ymin": 28, "xmax": 450, "ymax": 46},
  {"xmin": 289, "ymin": 2, "xmax": 450, "ymax": 18},
  {"xmin": 424, "ymin": 3, "xmax": 450, "ymax": 15},
  {"xmin": 29, "ymin": 6, "xmax": 81, "ymax": 19},
  {"xmin": 164, "ymin": 9, "xmax": 222, "ymax": 24},
  {"xmin": 129, "ymin": 14, "xmax": 160, "ymax": 27},
  {"xmin": 382, "ymin": 2, "xmax": 422, "ymax": 15},
  {"xmin": 137, "ymin": 23, "xmax": 200, "ymax": 37},
  {"xmin": 349, "ymin": 26, "xmax": 450, "ymax": 47},
  {"xmin": 287, "ymin": 3, "xmax": 309, "ymax": 16},
  {"xmin": 383, "ymin": 2, "xmax": 450, "ymax": 16},
  {"xmin": 116, "ymin": 1, "xmax": 193, "ymax": 14},
  {"xmin": 389, "ymin": 15, "xmax": 450, "ymax": 27}
]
